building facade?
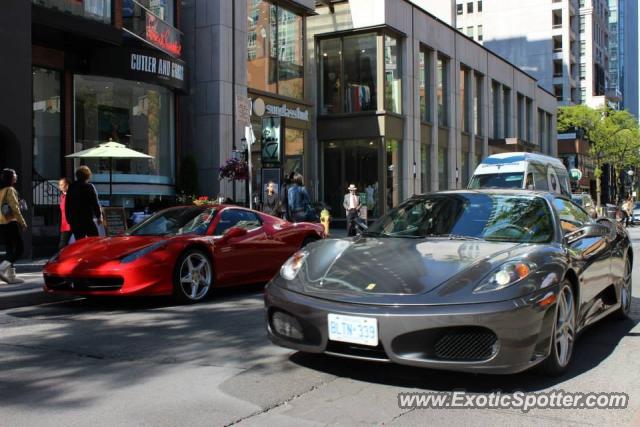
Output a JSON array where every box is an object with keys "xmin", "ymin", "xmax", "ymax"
[
  {"xmin": 0, "ymin": 0, "xmax": 187, "ymax": 256},
  {"xmin": 180, "ymin": 0, "xmax": 556, "ymax": 220},
  {"xmin": 609, "ymin": 0, "xmax": 639, "ymax": 117},
  {"xmin": 450, "ymin": 0, "xmax": 610, "ymax": 108}
]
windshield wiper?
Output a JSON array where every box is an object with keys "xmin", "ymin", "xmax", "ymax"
[{"xmin": 424, "ymin": 234, "xmax": 484, "ymax": 241}]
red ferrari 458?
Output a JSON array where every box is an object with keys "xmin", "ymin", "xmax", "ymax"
[{"xmin": 43, "ymin": 204, "xmax": 325, "ymax": 303}]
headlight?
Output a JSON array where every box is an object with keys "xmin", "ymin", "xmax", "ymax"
[
  {"xmin": 280, "ymin": 250, "xmax": 309, "ymax": 281},
  {"xmin": 120, "ymin": 241, "xmax": 167, "ymax": 264},
  {"xmin": 473, "ymin": 260, "xmax": 537, "ymax": 293}
]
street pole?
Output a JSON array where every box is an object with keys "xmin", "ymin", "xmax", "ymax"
[{"xmin": 245, "ymin": 125, "xmax": 254, "ymax": 210}]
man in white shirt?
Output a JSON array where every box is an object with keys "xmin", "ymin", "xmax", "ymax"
[{"xmin": 343, "ymin": 184, "xmax": 361, "ymax": 236}]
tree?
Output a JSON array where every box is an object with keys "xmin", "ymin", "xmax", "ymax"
[{"xmin": 557, "ymin": 105, "xmax": 639, "ymax": 207}]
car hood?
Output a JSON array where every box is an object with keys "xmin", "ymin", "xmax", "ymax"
[
  {"xmin": 58, "ymin": 235, "xmax": 168, "ymax": 262},
  {"xmin": 279, "ymin": 237, "xmax": 543, "ymax": 305}
]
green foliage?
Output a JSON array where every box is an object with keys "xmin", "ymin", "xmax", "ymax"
[
  {"xmin": 558, "ymin": 105, "xmax": 640, "ymax": 206},
  {"xmin": 177, "ymin": 155, "xmax": 199, "ymax": 200}
]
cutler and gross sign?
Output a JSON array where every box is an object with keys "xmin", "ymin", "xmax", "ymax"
[{"xmin": 90, "ymin": 47, "xmax": 187, "ymax": 92}]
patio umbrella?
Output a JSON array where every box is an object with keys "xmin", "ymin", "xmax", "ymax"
[{"xmin": 66, "ymin": 139, "xmax": 153, "ymax": 204}]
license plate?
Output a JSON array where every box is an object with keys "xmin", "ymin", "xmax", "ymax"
[{"xmin": 327, "ymin": 313, "xmax": 378, "ymax": 346}]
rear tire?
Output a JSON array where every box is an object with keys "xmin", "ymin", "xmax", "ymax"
[
  {"xmin": 541, "ymin": 281, "xmax": 576, "ymax": 376},
  {"xmin": 613, "ymin": 256, "xmax": 632, "ymax": 320},
  {"xmin": 173, "ymin": 249, "xmax": 213, "ymax": 304}
]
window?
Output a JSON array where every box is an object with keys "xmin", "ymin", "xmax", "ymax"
[
  {"xmin": 74, "ymin": 75, "xmax": 176, "ymax": 189},
  {"xmin": 384, "ymin": 34, "xmax": 402, "ymax": 114},
  {"xmin": 36, "ymin": 0, "xmax": 112, "ymax": 24},
  {"xmin": 517, "ymin": 94, "xmax": 525, "ymax": 141},
  {"xmin": 461, "ymin": 151, "xmax": 469, "ymax": 187},
  {"xmin": 466, "ymin": 26, "xmax": 474, "ymax": 38},
  {"xmin": 130, "ymin": 207, "xmax": 217, "ymax": 236},
  {"xmin": 580, "ymin": 40, "xmax": 586, "ymax": 56},
  {"xmin": 474, "ymin": 73, "xmax": 482, "ymax": 136},
  {"xmin": 580, "ymin": 18, "xmax": 585, "ymax": 33},
  {"xmin": 284, "ymin": 128, "xmax": 304, "ymax": 176},
  {"xmin": 438, "ymin": 147, "xmax": 448, "ymax": 189},
  {"xmin": 247, "ymin": 1, "xmax": 304, "ymax": 99},
  {"xmin": 526, "ymin": 99, "xmax": 532, "ymax": 143},
  {"xmin": 538, "ymin": 109, "xmax": 545, "ymax": 150},
  {"xmin": 553, "ymin": 198, "xmax": 591, "ymax": 235},
  {"xmin": 503, "ymin": 87, "xmax": 511, "ymax": 136},
  {"xmin": 467, "ymin": 2, "xmax": 473, "ymax": 13},
  {"xmin": 320, "ymin": 33, "xmax": 378, "ymax": 114},
  {"xmin": 492, "ymin": 81, "xmax": 501, "ymax": 139},
  {"xmin": 580, "ymin": 62, "xmax": 586, "ymax": 80},
  {"xmin": 33, "ymin": 67, "xmax": 61, "ymax": 180},
  {"xmin": 460, "ymin": 67, "xmax": 471, "ymax": 133},
  {"xmin": 457, "ymin": 3, "xmax": 463, "ymax": 15},
  {"xmin": 581, "ymin": 87, "xmax": 586, "ymax": 100},
  {"xmin": 421, "ymin": 140, "xmax": 430, "ymax": 192},
  {"xmin": 477, "ymin": 25, "xmax": 483, "ymax": 41},
  {"xmin": 579, "ymin": 0, "xmax": 585, "ymax": 7},
  {"xmin": 419, "ymin": 48, "xmax": 432, "ymax": 122},
  {"xmin": 214, "ymin": 209, "xmax": 262, "ymax": 235},
  {"xmin": 477, "ymin": 0, "xmax": 482, "ymax": 12},
  {"xmin": 437, "ymin": 55, "xmax": 449, "ymax": 127}
]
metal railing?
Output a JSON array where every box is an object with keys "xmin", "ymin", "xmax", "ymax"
[{"xmin": 32, "ymin": 169, "xmax": 61, "ymax": 228}]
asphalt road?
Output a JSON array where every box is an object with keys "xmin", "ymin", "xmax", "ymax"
[{"xmin": 1, "ymin": 230, "xmax": 639, "ymax": 426}]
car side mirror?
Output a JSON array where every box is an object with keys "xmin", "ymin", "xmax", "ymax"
[
  {"xmin": 565, "ymin": 224, "xmax": 609, "ymax": 245},
  {"xmin": 222, "ymin": 226, "xmax": 247, "ymax": 241}
]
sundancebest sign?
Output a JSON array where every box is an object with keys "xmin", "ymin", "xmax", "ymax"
[
  {"xmin": 265, "ymin": 103, "xmax": 309, "ymax": 122},
  {"xmin": 90, "ymin": 47, "xmax": 188, "ymax": 92}
]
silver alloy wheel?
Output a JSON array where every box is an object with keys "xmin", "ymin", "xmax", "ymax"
[
  {"xmin": 621, "ymin": 258, "xmax": 632, "ymax": 315},
  {"xmin": 554, "ymin": 285, "xmax": 575, "ymax": 367},
  {"xmin": 178, "ymin": 252, "xmax": 212, "ymax": 301}
]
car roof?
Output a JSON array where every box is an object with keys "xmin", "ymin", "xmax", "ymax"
[
  {"xmin": 417, "ymin": 188, "xmax": 563, "ymax": 201},
  {"xmin": 479, "ymin": 152, "xmax": 566, "ymax": 167}
]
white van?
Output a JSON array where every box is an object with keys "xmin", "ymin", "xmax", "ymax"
[{"xmin": 468, "ymin": 152, "xmax": 571, "ymax": 196}]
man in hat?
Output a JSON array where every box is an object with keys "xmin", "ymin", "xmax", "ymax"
[{"xmin": 343, "ymin": 184, "xmax": 361, "ymax": 236}]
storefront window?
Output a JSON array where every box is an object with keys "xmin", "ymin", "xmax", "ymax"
[
  {"xmin": 284, "ymin": 128, "xmax": 304, "ymax": 176},
  {"xmin": 438, "ymin": 147, "xmax": 448, "ymax": 189},
  {"xmin": 33, "ymin": 67, "xmax": 62, "ymax": 180},
  {"xmin": 320, "ymin": 38, "xmax": 342, "ymax": 114},
  {"xmin": 386, "ymin": 139, "xmax": 402, "ymax": 210},
  {"xmin": 247, "ymin": 1, "xmax": 303, "ymax": 99},
  {"xmin": 343, "ymin": 34, "xmax": 377, "ymax": 112},
  {"xmin": 384, "ymin": 35, "xmax": 401, "ymax": 114},
  {"xmin": 74, "ymin": 75, "xmax": 175, "ymax": 192},
  {"xmin": 437, "ymin": 55, "xmax": 449, "ymax": 127},
  {"xmin": 421, "ymin": 142, "xmax": 430, "ymax": 193}
]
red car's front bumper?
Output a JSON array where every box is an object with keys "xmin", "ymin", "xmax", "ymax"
[{"xmin": 43, "ymin": 250, "xmax": 176, "ymax": 296}]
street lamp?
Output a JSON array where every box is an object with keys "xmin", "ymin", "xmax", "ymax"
[{"xmin": 628, "ymin": 169, "xmax": 635, "ymax": 199}]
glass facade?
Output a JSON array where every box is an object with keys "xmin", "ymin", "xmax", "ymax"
[
  {"xmin": 386, "ymin": 139, "xmax": 402, "ymax": 210},
  {"xmin": 438, "ymin": 147, "xmax": 448, "ymax": 189},
  {"xmin": 33, "ymin": 0, "xmax": 112, "ymax": 24},
  {"xmin": 437, "ymin": 55, "xmax": 449, "ymax": 127},
  {"xmin": 33, "ymin": 67, "xmax": 62, "ymax": 180},
  {"xmin": 384, "ymin": 35, "xmax": 401, "ymax": 114},
  {"xmin": 421, "ymin": 140, "xmax": 430, "ymax": 193},
  {"xmin": 74, "ymin": 75, "xmax": 175, "ymax": 195},
  {"xmin": 343, "ymin": 34, "xmax": 377, "ymax": 112},
  {"xmin": 247, "ymin": 0, "xmax": 304, "ymax": 99},
  {"xmin": 320, "ymin": 38, "xmax": 342, "ymax": 114},
  {"xmin": 419, "ymin": 48, "xmax": 432, "ymax": 122}
]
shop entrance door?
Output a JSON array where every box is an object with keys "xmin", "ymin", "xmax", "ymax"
[{"xmin": 321, "ymin": 139, "xmax": 381, "ymax": 219}]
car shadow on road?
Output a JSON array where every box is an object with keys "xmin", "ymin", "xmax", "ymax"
[{"xmin": 289, "ymin": 303, "xmax": 639, "ymax": 392}]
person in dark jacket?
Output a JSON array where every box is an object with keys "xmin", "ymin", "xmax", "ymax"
[
  {"xmin": 261, "ymin": 181, "xmax": 281, "ymax": 217},
  {"xmin": 280, "ymin": 171, "xmax": 294, "ymax": 221},
  {"xmin": 288, "ymin": 173, "xmax": 312, "ymax": 223},
  {"xmin": 65, "ymin": 166, "xmax": 103, "ymax": 240}
]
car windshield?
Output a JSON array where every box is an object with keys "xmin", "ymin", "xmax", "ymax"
[
  {"xmin": 468, "ymin": 173, "xmax": 524, "ymax": 189},
  {"xmin": 571, "ymin": 195, "xmax": 583, "ymax": 206},
  {"xmin": 127, "ymin": 207, "xmax": 217, "ymax": 236},
  {"xmin": 366, "ymin": 193, "xmax": 553, "ymax": 243}
]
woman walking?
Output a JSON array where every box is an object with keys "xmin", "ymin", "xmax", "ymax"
[
  {"xmin": 0, "ymin": 168, "xmax": 27, "ymax": 284},
  {"xmin": 58, "ymin": 177, "xmax": 72, "ymax": 248}
]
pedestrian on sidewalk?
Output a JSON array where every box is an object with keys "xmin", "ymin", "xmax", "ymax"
[
  {"xmin": 280, "ymin": 171, "xmax": 294, "ymax": 221},
  {"xmin": 58, "ymin": 177, "xmax": 72, "ymax": 248},
  {"xmin": 288, "ymin": 173, "xmax": 315, "ymax": 223},
  {"xmin": 622, "ymin": 196, "xmax": 633, "ymax": 227},
  {"xmin": 0, "ymin": 168, "xmax": 27, "ymax": 284},
  {"xmin": 343, "ymin": 184, "xmax": 361, "ymax": 236},
  {"xmin": 65, "ymin": 166, "xmax": 103, "ymax": 240},
  {"xmin": 261, "ymin": 181, "xmax": 281, "ymax": 217}
]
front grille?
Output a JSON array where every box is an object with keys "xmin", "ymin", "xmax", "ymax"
[
  {"xmin": 434, "ymin": 328, "xmax": 498, "ymax": 361},
  {"xmin": 45, "ymin": 276, "xmax": 124, "ymax": 291},
  {"xmin": 325, "ymin": 340, "xmax": 389, "ymax": 361}
]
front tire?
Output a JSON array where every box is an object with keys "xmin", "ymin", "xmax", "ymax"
[
  {"xmin": 613, "ymin": 256, "xmax": 632, "ymax": 320},
  {"xmin": 541, "ymin": 281, "xmax": 576, "ymax": 376},
  {"xmin": 173, "ymin": 249, "xmax": 213, "ymax": 303}
]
